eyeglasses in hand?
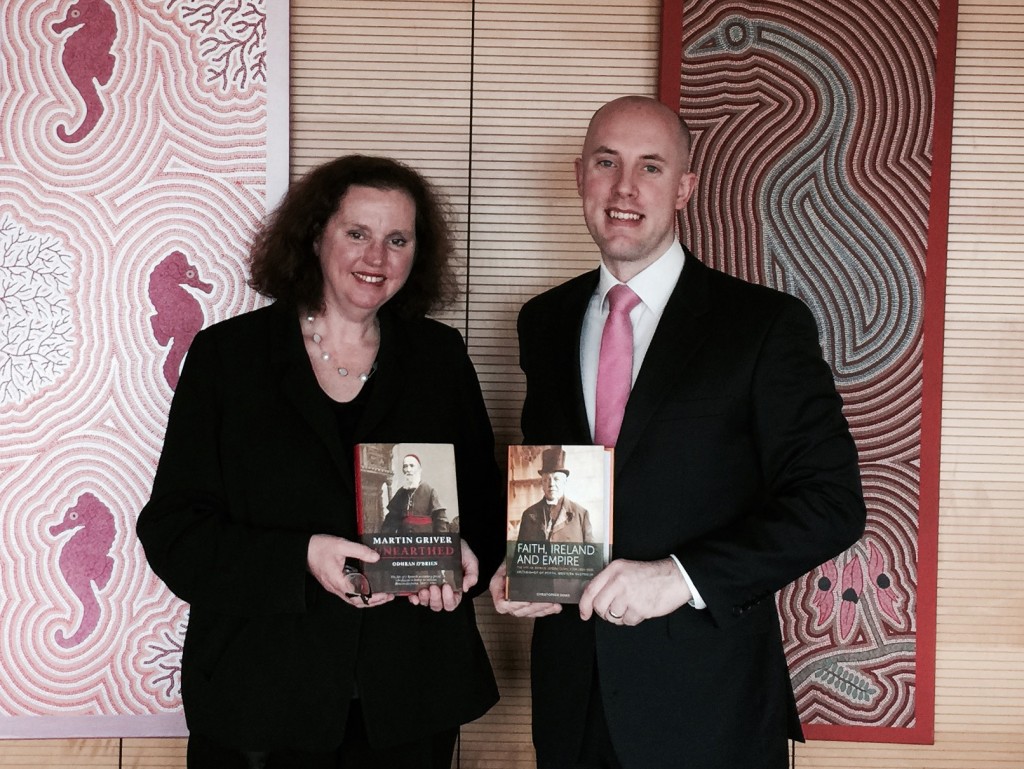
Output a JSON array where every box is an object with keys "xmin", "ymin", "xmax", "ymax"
[{"xmin": 343, "ymin": 565, "xmax": 372, "ymax": 605}]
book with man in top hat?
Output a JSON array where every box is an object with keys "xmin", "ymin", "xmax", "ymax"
[{"xmin": 505, "ymin": 444, "xmax": 613, "ymax": 603}]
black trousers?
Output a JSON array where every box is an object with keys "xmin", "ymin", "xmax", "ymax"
[
  {"xmin": 186, "ymin": 700, "xmax": 459, "ymax": 769},
  {"xmin": 537, "ymin": 665, "xmax": 622, "ymax": 769}
]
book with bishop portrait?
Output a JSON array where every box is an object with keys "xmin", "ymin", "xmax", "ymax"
[{"xmin": 355, "ymin": 443, "xmax": 462, "ymax": 594}]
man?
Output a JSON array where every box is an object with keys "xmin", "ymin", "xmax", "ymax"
[
  {"xmin": 382, "ymin": 453, "xmax": 451, "ymax": 534},
  {"xmin": 512, "ymin": 445, "xmax": 595, "ymax": 602},
  {"xmin": 517, "ymin": 446, "xmax": 593, "ymax": 544},
  {"xmin": 490, "ymin": 96, "xmax": 866, "ymax": 769}
]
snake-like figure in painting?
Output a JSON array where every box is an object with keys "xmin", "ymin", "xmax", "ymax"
[
  {"xmin": 52, "ymin": 0, "xmax": 117, "ymax": 143},
  {"xmin": 686, "ymin": 13, "xmax": 923, "ymax": 725},
  {"xmin": 687, "ymin": 15, "xmax": 920, "ymax": 383},
  {"xmin": 49, "ymin": 492, "xmax": 116, "ymax": 648}
]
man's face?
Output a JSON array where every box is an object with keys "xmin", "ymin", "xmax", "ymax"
[
  {"xmin": 575, "ymin": 98, "xmax": 697, "ymax": 281},
  {"xmin": 402, "ymin": 456, "xmax": 421, "ymax": 484},
  {"xmin": 542, "ymin": 471, "xmax": 567, "ymax": 503}
]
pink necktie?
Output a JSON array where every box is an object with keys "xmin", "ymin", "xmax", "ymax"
[{"xmin": 594, "ymin": 284, "xmax": 641, "ymax": 447}]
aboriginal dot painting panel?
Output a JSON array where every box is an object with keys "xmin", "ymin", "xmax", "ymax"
[
  {"xmin": 1, "ymin": 0, "xmax": 283, "ymax": 737},
  {"xmin": 667, "ymin": 0, "xmax": 954, "ymax": 743}
]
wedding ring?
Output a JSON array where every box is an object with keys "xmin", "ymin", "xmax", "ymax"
[{"xmin": 608, "ymin": 609, "xmax": 624, "ymax": 619}]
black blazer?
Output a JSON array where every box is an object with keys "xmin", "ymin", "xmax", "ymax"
[
  {"xmin": 518, "ymin": 255, "xmax": 866, "ymax": 769},
  {"xmin": 137, "ymin": 300, "xmax": 502, "ymax": 752}
]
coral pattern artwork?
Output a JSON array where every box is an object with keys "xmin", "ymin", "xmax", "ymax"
[
  {"xmin": 668, "ymin": 0, "xmax": 954, "ymax": 743},
  {"xmin": 0, "ymin": 0, "xmax": 283, "ymax": 737}
]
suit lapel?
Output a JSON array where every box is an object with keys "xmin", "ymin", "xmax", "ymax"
[
  {"xmin": 556, "ymin": 272, "xmax": 598, "ymax": 443},
  {"xmin": 613, "ymin": 255, "xmax": 713, "ymax": 474}
]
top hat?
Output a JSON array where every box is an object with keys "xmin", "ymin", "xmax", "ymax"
[{"xmin": 538, "ymin": 446, "xmax": 570, "ymax": 476}]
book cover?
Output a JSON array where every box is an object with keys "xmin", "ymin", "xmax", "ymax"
[
  {"xmin": 355, "ymin": 442, "xmax": 462, "ymax": 595},
  {"xmin": 505, "ymin": 444, "xmax": 613, "ymax": 603}
]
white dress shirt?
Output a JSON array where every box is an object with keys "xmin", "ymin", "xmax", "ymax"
[{"xmin": 579, "ymin": 241, "xmax": 706, "ymax": 609}]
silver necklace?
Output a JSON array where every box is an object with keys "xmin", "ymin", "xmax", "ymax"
[{"xmin": 305, "ymin": 314, "xmax": 378, "ymax": 382}]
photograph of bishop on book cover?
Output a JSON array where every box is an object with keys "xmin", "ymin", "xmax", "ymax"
[
  {"xmin": 355, "ymin": 442, "xmax": 461, "ymax": 594},
  {"xmin": 506, "ymin": 444, "xmax": 613, "ymax": 603}
]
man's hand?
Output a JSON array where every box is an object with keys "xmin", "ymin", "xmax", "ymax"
[
  {"xmin": 488, "ymin": 562, "xmax": 563, "ymax": 618},
  {"xmin": 307, "ymin": 534, "xmax": 393, "ymax": 608},
  {"xmin": 579, "ymin": 558, "xmax": 691, "ymax": 625},
  {"xmin": 408, "ymin": 539, "xmax": 478, "ymax": 612}
]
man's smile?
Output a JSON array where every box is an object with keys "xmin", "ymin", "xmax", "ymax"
[{"xmin": 607, "ymin": 209, "xmax": 643, "ymax": 222}]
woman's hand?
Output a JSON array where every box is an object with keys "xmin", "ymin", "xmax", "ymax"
[
  {"xmin": 408, "ymin": 539, "xmax": 478, "ymax": 612},
  {"xmin": 307, "ymin": 534, "xmax": 393, "ymax": 609}
]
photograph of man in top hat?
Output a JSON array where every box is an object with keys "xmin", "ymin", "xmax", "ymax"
[{"xmin": 517, "ymin": 446, "xmax": 594, "ymax": 545}]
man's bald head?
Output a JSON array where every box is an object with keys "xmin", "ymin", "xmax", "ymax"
[{"xmin": 585, "ymin": 96, "xmax": 692, "ymax": 172}]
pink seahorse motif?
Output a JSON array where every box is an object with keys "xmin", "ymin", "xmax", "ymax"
[
  {"xmin": 148, "ymin": 251, "xmax": 214, "ymax": 390},
  {"xmin": 52, "ymin": 0, "xmax": 118, "ymax": 143},
  {"xmin": 49, "ymin": 492, "xmax": 116, "ymax": 648}
]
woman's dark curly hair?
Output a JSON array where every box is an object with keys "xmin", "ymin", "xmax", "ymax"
[{"xmin": 248, "ymin": 155, "xmax": 458, "ymax": 318}]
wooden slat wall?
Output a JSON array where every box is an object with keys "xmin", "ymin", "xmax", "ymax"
[
  {"xmin": 466, "ymin": 1, "xmax": 660, "ymax": 440},
  {"xmin": 289, "ymin": 0, "xmax": 474, "ymax": 336},
  {"xmin": 3, "ymin": 0, "xmax": 1021, "ymax": 766},
  {"xmin": 455, "ymin": 7, "xmax": 660, "ymax": 767}
]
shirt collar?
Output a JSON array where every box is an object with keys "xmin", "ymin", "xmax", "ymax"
[{"xmin": 597, "ymin": 241, "xmax": 686, "ymax": 314}]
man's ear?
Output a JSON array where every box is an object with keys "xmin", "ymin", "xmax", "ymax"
[
  {"xmin": 676, "ymin": 171, "xmax": 698, "ymax": 209},
  {"xmin": 574, "ymin": 157, "xmax": 585, "ymax": 197}
]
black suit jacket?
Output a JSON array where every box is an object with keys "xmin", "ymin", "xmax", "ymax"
[
  {"xmin": 137, "ymin": 300, "xmax": 502, "ymax": 752},
  {"xmin": 518, "ymin": 254, "xmax": 865, "ymax": 769}
]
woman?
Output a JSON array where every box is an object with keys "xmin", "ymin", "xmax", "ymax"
[{"xmin": 137, "ymin": 155, "xmax": 503, "ymax": 768}]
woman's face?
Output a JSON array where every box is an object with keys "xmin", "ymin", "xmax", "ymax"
[{"xmin": 317, "ymin": 184, "xmax": 417, "ymax": 315}]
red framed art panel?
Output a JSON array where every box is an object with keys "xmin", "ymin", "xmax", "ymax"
[{"xmin": 659, "ymin": 0, "xmax": 956, "ymax": 744}]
